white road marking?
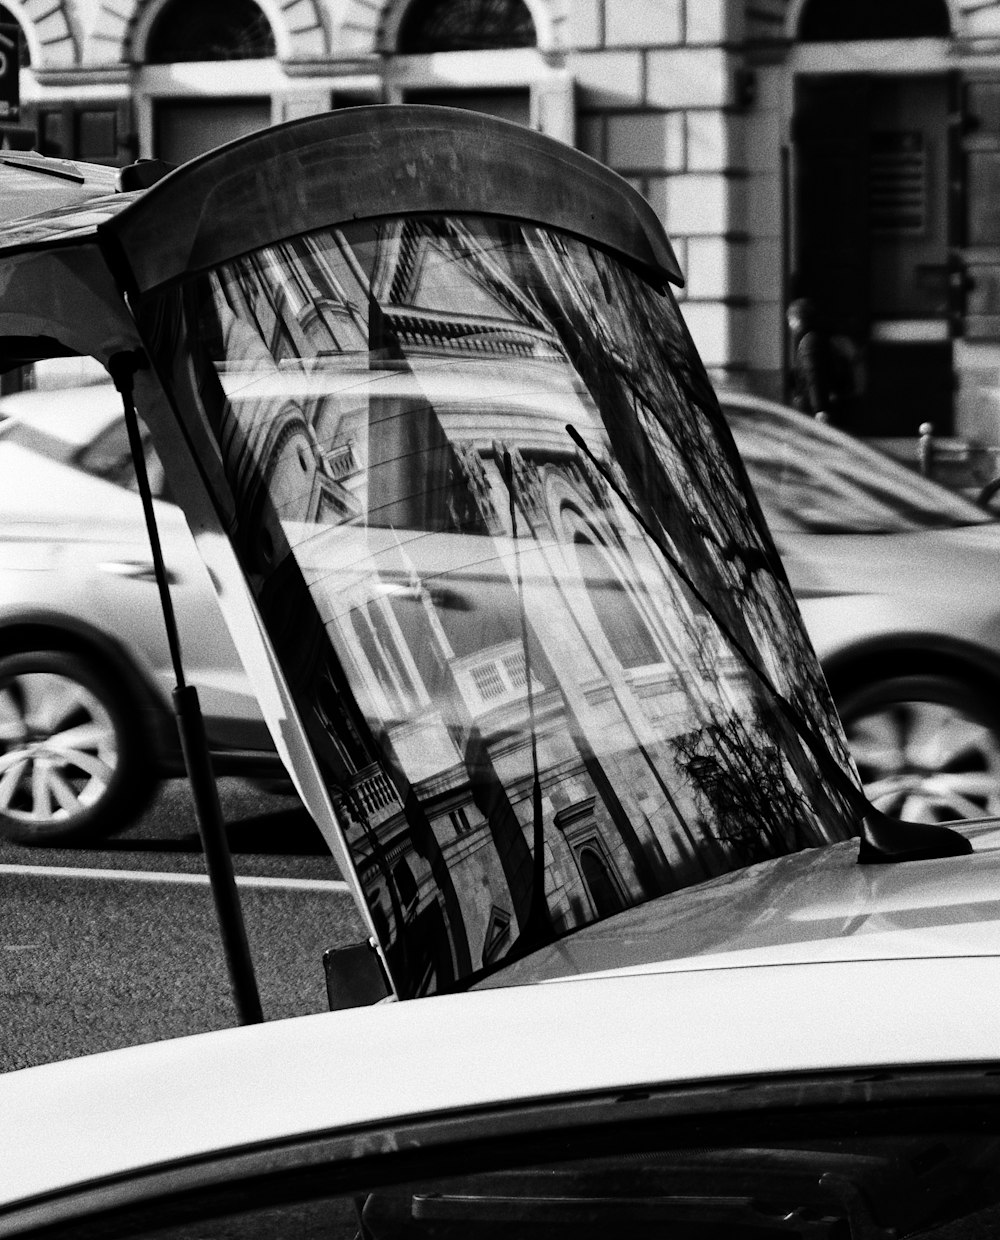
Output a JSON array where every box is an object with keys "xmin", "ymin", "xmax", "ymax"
[{"xmin": 0, "ymin": 863, "xmax": 350, "ymax": 893}]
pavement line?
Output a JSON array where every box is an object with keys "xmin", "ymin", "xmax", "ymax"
[{"xmin": 0, "ymin": 863, "xmax": 350, "ymax": 893}]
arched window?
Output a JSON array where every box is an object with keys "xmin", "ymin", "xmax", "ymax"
[
  {"xmin": 398, "ymin": 0, "xmax": 536, "ymax": 53},
  {"xmin": 0, "ymin": 6, "xmax": 29, "ymax": 67},
  {"xmin": 573, "ymin": 532, "xmax": 662, "ymax": 670},
  {"xmin": 798, "ymin": 0, "xmax": 950, "ymax": 41},
  {"xmin": 146, "ymin": 0, "xmax": 276, "ymax": 63}
]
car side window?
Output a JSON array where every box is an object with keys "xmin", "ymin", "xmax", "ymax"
[
  {"xmin": 95, "ymin": 1195, "xmax": 360, "ymax": 1239},
  {"xmin": 723, "ymin": 401, "xmax": 993, "ymax": 535},
  {"xmin": 76, "ymin": 416, "xmax": 172, "ymax": 503},
  {"xmin": 25, "ymin": 1125, "xmax": 1000, "ymax": 1240}
]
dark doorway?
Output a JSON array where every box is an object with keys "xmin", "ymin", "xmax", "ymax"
[
  {"xmin": 402, "ymin": 88, "xmax": 530, "ymax": 128},
  {"xmin": 793, "ymin": 75, "xmax": 953, "ymax": 436},
  {"xmin": 153, "ymin": 99, "xmax": 271, "ymax": 164}
]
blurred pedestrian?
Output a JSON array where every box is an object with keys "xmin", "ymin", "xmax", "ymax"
[{"xmin": 787, "ymin": 297, "xmax": 859, "ymax": 429}]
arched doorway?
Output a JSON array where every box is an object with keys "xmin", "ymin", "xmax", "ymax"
[
  {"xmin": 394, "ymin": 0, "xmax": 537, "ymax": 127},
  {"xmin": 798, "ymin": 0, "xmax": 950, "ymax": 41},
  {"xmin": 144, "ymin": 0, "xmax": 276, "ymax": 164},
  {"xmin": 0, "ymin": 5, "xmax": 28, "ymax": 67},
  {"xmin": 792, "ymin": 0, "xmax": 955, "ymax": 437},
  {"xmin": 0, "ymin": 5, "xmax": 28, "ymax": 148},
  {"xmin": 145, "ymin": 0, "xmax": 276, "ymax": 61},
  {"xmin": 578, "ymin": 845, "xmax": 624, "ymax": 917},
  {"xmin": 397, "ymin": 0, "xmax": 536, "ymax": 52}
]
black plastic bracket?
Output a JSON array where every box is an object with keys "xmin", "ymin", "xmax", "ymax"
[{"xmin": 857, "ymin": 803, "xmax": 973, "ymax": 865}]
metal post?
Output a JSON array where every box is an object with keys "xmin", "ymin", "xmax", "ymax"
[
  {"xmin": 109, "ymin": 350, "xmax": 263, "ymax": 1026},
  {"xmin": 172, "ymin": 683, "xmax": 263, "ymax": 1024},
  {"xmin": 919, "ymin": 421, "xmax": 935, "ymax": 478}
]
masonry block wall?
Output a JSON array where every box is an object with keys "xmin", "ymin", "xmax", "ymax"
[{"xmin": 568, "ymin": 0, "xmax": 756, "ymax": 388}]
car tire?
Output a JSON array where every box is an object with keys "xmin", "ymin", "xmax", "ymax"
[
  {"xmin": 837, "ymin": 673, "xmax": 1000, "ymax": 823},
  {"xmin": 0, "ymin": 649, "xmax": 156, "ymax": 846}
]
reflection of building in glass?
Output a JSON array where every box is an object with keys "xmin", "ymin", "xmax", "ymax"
[{"xmin": 174, "ymin": 213, "xmax": 851, "ymax": 996}]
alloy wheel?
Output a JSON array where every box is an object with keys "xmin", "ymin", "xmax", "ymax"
[
  {"xmin": 0, "ymin": 669, "xmax": 119, "ymax": 827},
  {"xmin": 844, "ymin": 696, "xmax": 1000, "ymax": 822}
]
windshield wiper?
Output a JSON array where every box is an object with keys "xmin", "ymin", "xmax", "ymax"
[{"xmin": 566, "ymin": 423, "xmax": 972, "ymax": 865}]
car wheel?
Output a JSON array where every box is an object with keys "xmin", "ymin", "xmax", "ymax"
[
  {"xmin": 0, "ymin": 650, "xmax": 155, "ymax": 846},
  {"xmin": 838, "ymin": 674, "xmax": 1000, "ymax": 823}
]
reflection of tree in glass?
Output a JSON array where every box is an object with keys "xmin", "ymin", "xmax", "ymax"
[
  {"xmin": 600, "ymin": 261, "xmax": 843, "ymax": 750},
  {"xmin": 517, "ymin": 233, "xmax": 851, "ymax": 834},
  {"xmin": 672, "ymin": 709, "xmax": 813, "ymax": 868}
]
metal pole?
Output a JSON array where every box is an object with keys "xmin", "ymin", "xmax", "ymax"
[{"xmin": 109, "ymin": 350, "xmax": 264, "ymax": 1026}]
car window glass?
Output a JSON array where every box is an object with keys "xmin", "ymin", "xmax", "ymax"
[
  {"xmin": 723, "ymin": 401, "xmax": 993, "ymax": 534},
  {"xmin": 26, "ymin": 1125, "xmax": 1000, "ymax": 1240},
  {"xmin": 76, "ymin": 416, "xmax": 172, "ymax": 502},
  {"xmin": 142, "ymin": 214, "xmax": 861, "ymax": 998}
]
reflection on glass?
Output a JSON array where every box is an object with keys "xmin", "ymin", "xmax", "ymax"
[
  {"xmin": 145, "ymin": 215, "xmax": 861, "ymax": 996},
  {"xmin": 724, "ymin": 399, "xmax": 995, "ymax": 536}
]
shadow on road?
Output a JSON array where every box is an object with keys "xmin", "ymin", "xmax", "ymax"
[{"xmin": 102, "ymin": 806, "xmax": 329, "ymax": 856}]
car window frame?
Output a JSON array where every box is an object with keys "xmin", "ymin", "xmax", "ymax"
[{"xmin": 5, "ymin": 1068, "xmax": 1000, "ymax": 1239}]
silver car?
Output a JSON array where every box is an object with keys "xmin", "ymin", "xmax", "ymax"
[
  {"xmin": 723, "ymin": 390, "xmax": 1000, "ymax": 823},
  {"xmin": 0, "ymin": 372, "xmax": 276, "ymax": 846}
]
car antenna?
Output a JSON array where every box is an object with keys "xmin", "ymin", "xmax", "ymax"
[
  {"xmin": 565, "ymin": 423, "xmax": 972, "ymax": 865},
  {"xmin": 108, "ymin": 349, "xmax": 264, "ymax": 1025}
]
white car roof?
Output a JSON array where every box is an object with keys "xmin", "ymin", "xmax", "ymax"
[{"xmin": 1, "ymin": 951, "xmax": 999, "ymax": 1214}]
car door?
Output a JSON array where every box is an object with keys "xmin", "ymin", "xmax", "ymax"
[{"xmin": 75, "ymin": 410, "xmax": 271, "ymax": 751}]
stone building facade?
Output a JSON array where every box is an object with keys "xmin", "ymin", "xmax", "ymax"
[{"xmin": 4, "ymin": 0, "xmax": 1000, "ymax": 447}]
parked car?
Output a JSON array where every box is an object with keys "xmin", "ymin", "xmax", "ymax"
[
  {"xmin": 3, "ymin": 937, "xmax": 1000, "ymax": 1238},
  {"xmin": 722, "ymin": 390, "xmax": 1000, "ymax": 824},
  {"xmin": 0, "ymin": 376, "xmax": 276, "ymax": 846}
]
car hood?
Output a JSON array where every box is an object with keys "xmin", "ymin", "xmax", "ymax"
[{"xmin": 476, "ymin": 818, "xmax": 1000, "ymax": 987}]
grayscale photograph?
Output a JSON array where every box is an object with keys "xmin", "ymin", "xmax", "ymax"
[{"xmin": 3, "ymin": 3, "xmax": 1000, "ymax": 1239}]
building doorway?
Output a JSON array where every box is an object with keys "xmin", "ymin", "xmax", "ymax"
[
  {"xmin": 153, "ymin": 99, "xmax": 272, "ymax": 164},
  {"xmin": 793, "ymin": 73, "xmax": 952, "ymax": 437}
]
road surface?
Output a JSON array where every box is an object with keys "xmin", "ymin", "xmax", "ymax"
[{"xmin": 0, "ymin": 779, "xmax": 368, "ymax": 1072}]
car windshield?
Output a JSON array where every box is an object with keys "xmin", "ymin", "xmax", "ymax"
[
  {"xmin": 140, "ymin": 214, "xmax": 860, "ymax": 997},
  {"xmin": 723, "ymin": 397, "xmax": 995, "ymax": 535}
]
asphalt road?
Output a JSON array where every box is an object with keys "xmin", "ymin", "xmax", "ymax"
[{"xmin": 0, "ymin": 778, "xmax": 367, "ymax": 1073}]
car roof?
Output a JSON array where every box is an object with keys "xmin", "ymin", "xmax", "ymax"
[
  {"xmin": 0, "ymin": 151, "xmax": 130, "ymax": 255},
  {"xmin": 2, "ymin": 953, "xmax": 1000, "ymax": 1215}
]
